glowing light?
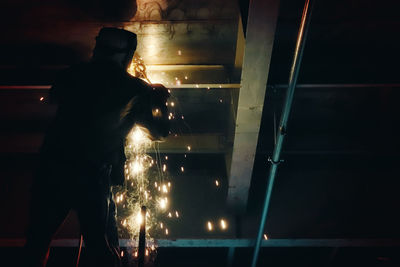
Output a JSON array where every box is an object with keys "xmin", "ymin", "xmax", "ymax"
[
  {"xmin": 162, "ymin": 184, "xmax": 168, "ymax": 193},
  {"xmin": 165, "ymin": 156, "xmax": 168, "ymax": 160},
  {"xmin": 155, "ymin": 182, "xmax": 158, "ymax": 188},
  {"xmin": 175, "ymin": 211, "xmax": 179, "ymax": 218},
  {"xmin": 219, "ymin": 99, "xmax": 223, "ymax": 103},
  {"xmin": 136, "ymin": 211, "xmax": 143, "ymax": 225},
  {"xmin": 134, "ymin": 251, "xmax": 138, "ymax": 257},
  {"xmin": 130, "ymin": 160, "xmax": 144, "ymax": 174},
  {"xmin": 181, "ymin": 116, "xmax": 184, "ymax": 120},
  {"xmin": 207, "ymin": 86, "xmax": 210, "ymax": 90},
  {"xmin": 165, "ymin": 228, "xmax": 169, "ymax": 235},
  {"xmin": 163, "ymin": 164, "xmax": 167, "ymax": 172},
  {"xmin": 196, "ymin": 84, "xmax": 199, "ymax": 88},
  {"xmin": 168, "ymin": 182, "xmax": 171, "ymax": 187},
  {"xmin": 207, "ymin": 221, "xmax": 213, "ymax": 231},
  {"xmin": 159, "ymin": 198, "xmax": 167, "ymax": 210},
  {"xmin": 220, "ymin": 219, "xmax": 227, "ymax": 230},
  {"xmin": 170, "ymin": 102, "xmax": 175, "ymax": 107},
  {"xmin": 215, "ymin": 180, "xmax": 220, "ymax": 187},
  {"xmin": 180, "ymin": 166, "xmax": 184, "ymax": 172},
  {"xmin": 184, "ymin": 76, "xmax": 188, "ymax": 80},
  {"xmin": 152, "ymin": 108, "xmax": 161, "ymax": 117},
  {"xmin": 160, "ymin": 222, "xmax": 164, "ymax": 229},
  {"xmin": 127, "ymin": 125, "xmax": 152, "ymax": 153},
  {"xmin": 264, "ymin": 234, "xmax": 268, "ymax": 240},
  {"xmin": 187, "ymin": 146, "xmax": 191, "ymax": 151},
  {"xmin": 145, "ymin": 249, "xmax": 149, "ymax": 256},
  {"xmin": 39, "ymin": 97, "xmax": 44, "ymax": 101},
  {"xmin": 178, "ymin": 50, "xmax": 182, "ymax": 55},
  {"xmin": 121, "ymin": 251, "xmax": 124, "ymax": 257},
  {"xmin": 168, "ymin": 212, "xmax": 172, "ymax": 218}
]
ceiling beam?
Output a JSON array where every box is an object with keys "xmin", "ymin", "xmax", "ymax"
[
  {"xmin": 227, "ymin": 0, "xmax": 280, "ymax": 212},
  {"xmin": 0, "ymin": 134, "xmax": 228, "ymax": 154}
]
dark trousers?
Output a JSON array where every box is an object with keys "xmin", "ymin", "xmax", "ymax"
[{"xmin": 22, "ymin": 159, "xmax": 121, "ymax": 267}]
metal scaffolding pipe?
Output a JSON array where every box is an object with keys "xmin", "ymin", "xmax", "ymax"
[
  {"xmin": 250, "ymin": 0, "xmax": 315, "ymax": 267},
  {"xmin": 138, "ymin": 206, "xmax": 147, "ymax": 267}
]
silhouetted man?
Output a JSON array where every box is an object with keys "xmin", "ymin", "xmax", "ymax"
[{"xmin": 23, "ymin": 27, "xmax": 169, "ymax": 267}]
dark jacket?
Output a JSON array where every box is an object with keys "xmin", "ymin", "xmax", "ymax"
[{"xmin": 41, "ymin": 61, "xmax": 158, "ymax": 185}]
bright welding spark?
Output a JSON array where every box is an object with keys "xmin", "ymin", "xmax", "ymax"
[
  {"xmin": 220, "ymin": 219, "xmax": 227, "ymax": 230},
  {"xmin": 168, "ymin": 182, "xmax": 171, "ymax": 187},
  {"xmin": 168, "ymin": 212, "xmax": 172, "ymax": 218},
  {"xmin": 219, "ymin": 99, "xmax": 223, "ymax": 103},
  {"xmin": 160, "ymin": 222, "xmax": 164, "ymax": 229},
  {"xmin": 145, "ymin": 249, "xmax": 149, "ymax": 256},
  {"xmin": 165, "ymin": 228, "xmax": 169, "ymax": 235},
  {"xmin": 134, "ymin": 251, "xmax": 138, "ymax": 258},
  {"xmin": 184, "ymin": 76, "xmax": 188, "ymax": 80},
  {"xmin": 180, "ymin": 166, "xmax": 184, "ymax": 172},
  {"xmin": 159, "ymin": 198, "xmax": 167, "ymax": 210},
  {"xmin": 170, "ymin": 102, "xmax": 175, "ymax": 107},
  {"xmin": 162, "ymin": 184, "xmax": 168, "ymax": 193},
  {"xmin": 165, "ymin": 156, "xmax": 168, "ymax": 160},
  {"xmin": 39, "ymin": 97, "xmax": 44, "ymax": 101},
  {"xmin": 163, "ymin": 164, "xmax": 167, "ymax": 172},
  {"xmin": 264, "ymin": 234, "xmax": 268, "ymax": 240},
  {"xmin": 121, "ymin": 251, "xmax": 124, "ymax": 257},
  {"xmin": 130, "ymin": 160, "xmax": 144, "ymax": 174},
  {"xmin": 187, "ymin": 146, "xmax": 191, "ymax": 151},
  {"xmin": 207, "ymin": 221, "xmax": 213, "ymax": 231},
  {"xmin": 215, "ymin": 180, "xmax": 220, "ymax": 186},
  {"xmin": 175, "ymin": 211, "xmax": 179, "ymax": 218},
  {"xmin": 136, "ymin": 211, "xmax": 143, "ymax": 225}
]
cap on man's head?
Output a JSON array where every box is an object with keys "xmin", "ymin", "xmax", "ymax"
[{"xmin": 95, "ymin": 27, "xmax": 137, "ymax": 53}]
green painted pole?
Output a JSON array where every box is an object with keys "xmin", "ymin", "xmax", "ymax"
[{"xmin": 251, "ymin": 1, "xmax": 315, "ymax": 266}]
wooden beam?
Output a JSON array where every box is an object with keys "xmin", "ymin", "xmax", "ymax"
[{"xmin": 227, "ymin": 0, "xmax": 280, "ymax": 212}]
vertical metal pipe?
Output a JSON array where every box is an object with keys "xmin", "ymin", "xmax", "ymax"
[
  {"xmin": 138, "ymin": 206, "xmax": 147, "ymax": 267},
  {"xmin": 250, "ymin": 1, "xmax": 315, "ymax": 267},
  {"xmin": 227, "ymin": 247, "xmax": 235, "ymax": 267}
]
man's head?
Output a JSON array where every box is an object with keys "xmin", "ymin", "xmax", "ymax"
[{"xmin": 92, "ymin": 27, "xmax": 137, "ymax": 69}]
